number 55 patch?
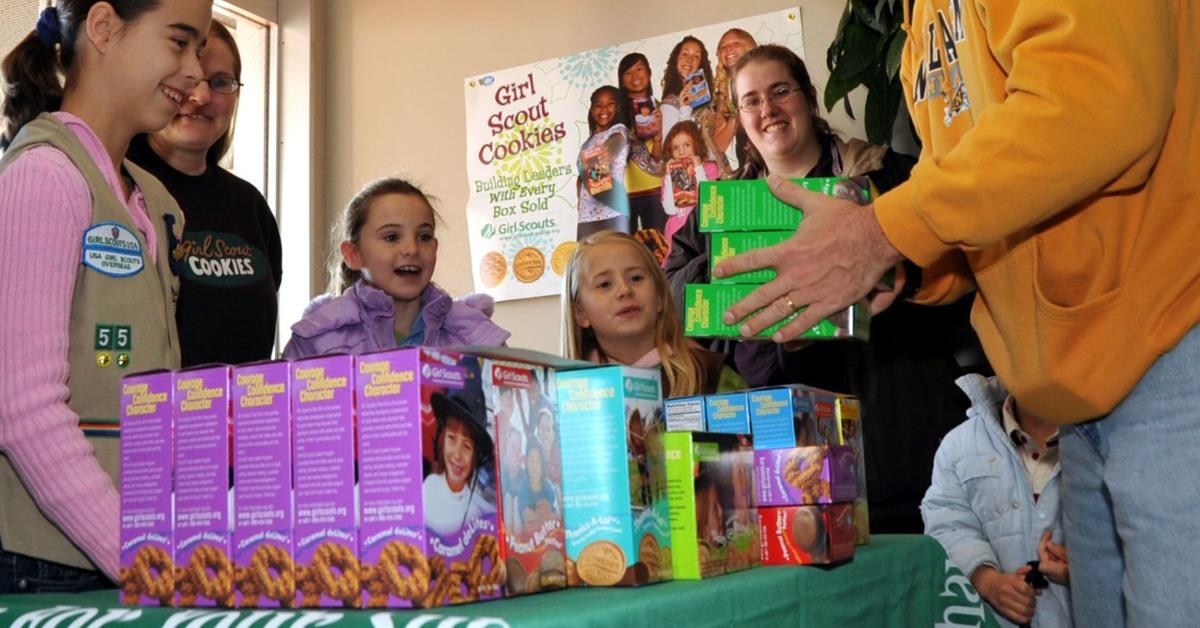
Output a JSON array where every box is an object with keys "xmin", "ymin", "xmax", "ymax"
[{"xmin": 95, "ymin": 324, "xmax": 132, "ymax": 351}]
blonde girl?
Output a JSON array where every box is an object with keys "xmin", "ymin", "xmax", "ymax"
[
  {"xmin": 712, "ymin": 28, "xmax": 758, "ymax": 165},
  {"xmin": 561, "ymin": 230, "xmax": 744, "ymax": 397}
]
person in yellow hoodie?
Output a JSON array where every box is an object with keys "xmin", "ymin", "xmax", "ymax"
[{"xmin": 714, "ymin": 2, "xmax": 1200, "ymax": 626}]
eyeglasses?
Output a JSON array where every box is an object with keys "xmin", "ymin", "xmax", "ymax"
[
  {"xmin": 199, "ymin": 75, "xmax": 243, "ymax": 95},
  {"xmin": 737, "ymin": 84, "xmax": 804, "ymax": 113}
]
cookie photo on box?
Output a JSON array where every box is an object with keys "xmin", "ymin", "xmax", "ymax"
[
  {"xmin": 759, "ymin": 503, "xmax": 855, "ymax": 566},
  {"xmin": 753, "ymin": 445, "xmax": 859, "ymax": 507}
]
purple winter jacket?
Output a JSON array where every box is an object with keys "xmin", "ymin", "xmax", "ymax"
[{"xmin": 282, "ymin": 280, "xmax": 510, "ymax": 359}]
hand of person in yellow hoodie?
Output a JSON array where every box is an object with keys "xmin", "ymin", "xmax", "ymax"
[{"xmin": 713, "ymin": 174, "xmax": 904, "ymax": 341}]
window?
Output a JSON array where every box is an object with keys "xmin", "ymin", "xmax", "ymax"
[
  {"xmin": 214, "ymin": 3, "xmax": 275, "ymax": 203},
  {"xmin": 0, "ymin": 1, "xmax": 44, "ymax": 60}
]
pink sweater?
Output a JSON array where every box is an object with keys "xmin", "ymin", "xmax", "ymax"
[{"xmin": 0, "ymin": 112, "xmax": 156, "ymax": 579}]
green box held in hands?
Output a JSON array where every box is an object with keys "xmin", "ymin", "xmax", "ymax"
[
  {"xmin": 710, "ymin": 231, "xmax": 792, "ymax": 284},
  {"xmin": 697, "ymin": 176, "xmax": 871, "ymax": 232},
  {"xmin": 684, "ymin": 283, "xmax": 870, "ymax": 341}
]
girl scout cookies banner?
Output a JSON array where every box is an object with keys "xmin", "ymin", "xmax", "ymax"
[{"xmin": 464, "ymin": 9, "xmax": 804, "ymax": 301}]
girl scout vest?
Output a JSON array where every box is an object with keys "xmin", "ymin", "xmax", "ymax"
[{"xmin": 0, "ymin": 114, "xmax": 182, "ymax": 570}]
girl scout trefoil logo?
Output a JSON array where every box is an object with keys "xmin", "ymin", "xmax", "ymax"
[{"xmin": 82, "ymin": 222, "xmax": 144, "ymax": 278}]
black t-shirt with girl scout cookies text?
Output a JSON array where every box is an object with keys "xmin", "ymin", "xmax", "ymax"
[{"xmin": 128, "ymin": 135, "xmax": 282, "ymax": 367}]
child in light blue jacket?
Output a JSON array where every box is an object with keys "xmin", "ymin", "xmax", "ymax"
[{"xmin": 922, "ymin": 374, "xmax": 1071, "ymax": 628}]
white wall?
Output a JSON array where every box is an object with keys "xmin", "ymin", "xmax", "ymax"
[{"xmin": 319, "ymin": 0, "xmax": 868, "ymax": 353}]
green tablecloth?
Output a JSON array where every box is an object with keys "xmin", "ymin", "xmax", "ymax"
[{"xmin": 0, "ymin": 535, "xmax": 997, "ymax": 627}]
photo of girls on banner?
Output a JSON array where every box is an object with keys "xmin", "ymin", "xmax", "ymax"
[{"xmin": 464, "ymin": 9, "xmax": 803, "ymax": 301}]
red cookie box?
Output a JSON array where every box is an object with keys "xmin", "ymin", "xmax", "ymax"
[
  {"xmin": 460, "ymin": 346, "xmax": 598, "ymax": 596},
  {"xmin": 758, "ymin": 503, "xmax": 855, "ymax": 566}
]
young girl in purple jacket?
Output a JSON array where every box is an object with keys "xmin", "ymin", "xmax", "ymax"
[{"xmin": 284, "ymin": 177, "xmax": 509, "ymax": 358}]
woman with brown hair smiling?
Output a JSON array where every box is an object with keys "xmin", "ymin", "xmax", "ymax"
[{"xmin": 128, "ymin": 19, "xmax": 282, "ymax": 367}]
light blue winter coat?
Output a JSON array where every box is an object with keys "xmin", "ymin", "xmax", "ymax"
[{"xmin": 922, "ymin": 374, "xmax": 1072, "ymax": 628}]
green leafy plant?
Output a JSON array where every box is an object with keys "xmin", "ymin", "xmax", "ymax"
[{"xmin": 825, "ymin": 0, "xmax": 908, "ymax": 145}]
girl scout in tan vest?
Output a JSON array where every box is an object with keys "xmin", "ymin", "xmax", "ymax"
[{"xmin": 0, "ymin": 0, "xmax": 212, "ymax": 592}]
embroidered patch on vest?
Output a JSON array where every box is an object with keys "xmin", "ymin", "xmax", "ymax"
[{"xmin": 82, "ymin": 222, "xmax": 144, "ymax": 277}]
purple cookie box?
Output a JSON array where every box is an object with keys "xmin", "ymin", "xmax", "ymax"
[
  {"xmin": 173, "ymin": 365, "xmax": 233, "ymax": 607},
  {"xmin": 119, "ymin": 370, "xmax": 175, "ymax": 606},
  {"xmin": 753, "ymin": 445, "xmax": 858, "ymax": 507},
  {"xmin": 418, "ymin": 349, "xmax": 502, "ymax": 605},
  {"xmin": 355, "ymin": 349, "xmax": 426, "ymax": 608},
  {"xmin": 233, "ymin": 361, "xmax": 293, "ymax": 608},
  {"xmin": 292, "ymin": 355, "xmax": 357, "ymax": 608}
]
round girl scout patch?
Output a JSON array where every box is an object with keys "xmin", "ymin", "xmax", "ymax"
[{"xmin": 82, "ymin": 222, "xmax": 144, "ymax": 277}]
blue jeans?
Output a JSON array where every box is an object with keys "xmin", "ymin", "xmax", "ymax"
[
  {"xmin": 1059, "ymin": 324, "xmax": 1200, "ymax": 627},
  {"xmin": 0, "ymin": 540, "xmax": 108, "ymax": 594}
]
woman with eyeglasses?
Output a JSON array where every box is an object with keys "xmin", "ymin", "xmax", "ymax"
[
  {"xmin": 665, "ymin": 44, "xmax": 978, "ymax": 535},
  {"xmin": 665, "ymin": 45, "xmax": 913, "ymax": 329},
  {"xmin": 128, "ymin": 19, "xmax": 282, "ymax": 366}
]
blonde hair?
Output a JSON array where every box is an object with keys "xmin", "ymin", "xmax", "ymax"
[
  {"xmin": 561, "ymin": 230, "xmax": 704, "ymax": 396},
  {"xmin": 713, "ymin": 28, "xmax": 757, "ymax": 118}
]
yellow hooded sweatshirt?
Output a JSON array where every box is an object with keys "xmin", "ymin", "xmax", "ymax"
[{"xmin": 873, "ymin": 0, "xmax": 1200, "ymax": 423}]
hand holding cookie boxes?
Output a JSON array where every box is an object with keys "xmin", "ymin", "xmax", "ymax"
[{"xmin": 685, "ymin": 176, "xmax": 873, "ymax": 340}]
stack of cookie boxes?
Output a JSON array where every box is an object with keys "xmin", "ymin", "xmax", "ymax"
[
  {"xmin": 664, "ymin": 385, "xmax": 869, "ymax": 566},
  {"xmin": 120, "ymin": 365, "xmax": 238, "ymax": 608},
  {"xmin": 746, "ymin": 385, "xmax": 868, "ymax": 564},
  {"xmin": 660, "ymin": 392, "xmax": 761, "ymax": 579},
  {"xmin": 683, "ymin": 176, "xmax": 873, "ymax": 341},
  {"xmin": 116, "ymin": 348, "xmax": 874, "ymax": 609},
  {"xmin": 117, "ymin": 347, "xmax": 586, "ymax": 609}
]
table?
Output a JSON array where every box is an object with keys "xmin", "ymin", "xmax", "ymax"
[{"xmin": 0, "ymin": 535, "xmax": 997, "ymax": 627}]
